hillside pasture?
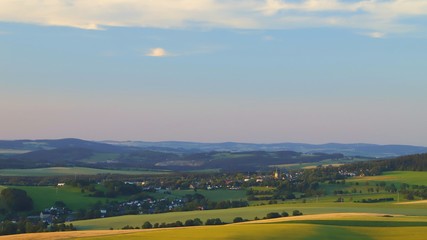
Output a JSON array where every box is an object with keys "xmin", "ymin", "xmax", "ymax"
[
  {"xmin": 2, "ymin": 185, "xmax": 127, "ymax": 211},
  {"xmin": 72, "ymin": 200, "xmax": 427, "ymax": 230},
  {"xmin": 347, "ymin": 171, "xmax": 427, "ymax": 186}
]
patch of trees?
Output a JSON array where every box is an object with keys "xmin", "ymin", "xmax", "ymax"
[
  {"xmin": 399, "ymin": 184, "xmax": 427, "ymax": 200},
  {"xmin": 263, "ymin": 211, "xmax": 297, "ymax": 219},
  {"xmin": 232, "ymin": 217, "xmax": 248, "ymax": 223},
  {"xmin": 354, "ymin": 198, "xmax": 394, "ymax": 203},
  {"xmin": 264, "ymin": 212, "xmax": 281, "ymax": 219},
  {"xmin": 126, "ymin": 218, "xmax": 204, "ymax": 230},
  {"xmin": 126, "ymin": 217, "xmax": 225, "ymax": 230},
  {"xmin": 292, "ymin": 210, "xmax": 303, "ymax": 216},
  {"xmin": 177, "ymin": 193, "xmax": 248, "ymax": 211},
  {"xmin": 0, "ymin": 188, "xmax": 33, "ymax": 212},
  {"xmin": 103, "ymin": 181, "xmax": 141, "ymax": 197},
  {"xmin": 0, "ymin": 220, "xmax": 75, "ymax": 236},
  {"xmin": 48, "ymin": 223, "xmax": 76, "ymax": 232},
  {"xmin": 205, "ymin": 218, "xmax": 224, "ymax": 225}
]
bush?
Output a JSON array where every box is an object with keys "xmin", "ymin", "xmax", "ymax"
[
  {"xmin": 122, "ymin": 225, "xmax": 133, "ymax": 229},
  {"xmin": 184, "ymin": 219, "xmax": 194, "ymax": 226},
  {"xmin": 193, "ymin": 218, "xmax": 203, "ymax": 226},
  {"xmin": 142, "ymin": 221, "xmax": 152, "ymax": 229},
  {"xmin": 281, "ymin": 211, "xmax": 289, "ymax": 217},
  {"xmin": 205, "ymin": 218, "xmax": 224, "ymax": 225},
  {"xmin": 292, "ymin": 210, "xmax": 303, "ymax": 216},
  {"xmin": 185, "ymin": 218, "xmax": 203, "ymax": 226},
  {"xmin": 265, "ymin": 212, "xmax": 281, "ymax": 219},
  {"xmin": 233, "ymin": 217, "xmax": 244, "ymax": 223}
]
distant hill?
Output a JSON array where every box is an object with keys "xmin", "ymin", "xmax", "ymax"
[
  {"xmin": 0, "ymin": 138, "xmax": 426, "ymax": 172},
  {"xmin": 104, "ymin": 141, "xmax": 427, "ymax": 158},
  {"xmin": 0, "ymin": 148, "xmax": 344, "ymax": 172},
  {"xmin": 2, "ymin": 139, "xmax": 425, "ymax": 158},
  {"xmin": 0, "ymin": 138, "xmax": 136, "ymax": 153}
]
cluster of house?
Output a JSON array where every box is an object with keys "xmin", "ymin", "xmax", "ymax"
[
  {"xmin": 27, "ymin": 206, "xmax": 73, "ymax": 224},
  {"xmin": 99, "ymin": 198, "xmax": 185, "ymax": 217},
  {"xmin": 338, "ymin": 170, "xmax": 357, "ymax": 177}
]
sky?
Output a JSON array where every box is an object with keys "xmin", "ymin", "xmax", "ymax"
[{"xmin": 1, "ymin": 0, "xmax": 427, "ymax": 145}]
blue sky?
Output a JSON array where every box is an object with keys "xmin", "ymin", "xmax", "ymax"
[{"xmin": 1, "ymin": 0, "xmax": 427, "ymax": 145}]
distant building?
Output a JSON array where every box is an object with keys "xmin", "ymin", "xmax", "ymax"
[
  {"xmin": 273, "ymin": 169, "xmax": 280, "ymax": 179},
  {"xmin": 100, "ymin": 209, "xmax": 107, "ymax": 217}
]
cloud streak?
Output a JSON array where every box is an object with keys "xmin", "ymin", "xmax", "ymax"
[
  {"xmin": 145, "ymin": 48, "xmax": 168, "ymax": 57},
  {"xmin": 0, "ymin": 1, "xmax": 426, "ymax": 34}
]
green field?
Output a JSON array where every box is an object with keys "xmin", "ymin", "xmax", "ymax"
[
  {"xmin": 348, "ymin": 171, "xmax": 427, "ymax": 186},
  {"xmin": 72, "ymin": 200, "xmax": 427, "ymax": 230},
  {"xmin": 0, "ymin": 167, "xmax": 168, "ymax": 177},
  {"xmin": 270, "ymin": 157, "xmax": 371, "ymax": 170},
  {"xmin": 0, "ymin": 185, "xmax": 129, "ymax": 211}
]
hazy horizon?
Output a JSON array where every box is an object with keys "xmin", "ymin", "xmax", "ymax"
[
  {"xmin": 1, "ymin": 137, "xmax": 426, "ymax": 148},
  {"xmin": 1, "ymin": 1, "xmax": 427, "ymax": 146}
]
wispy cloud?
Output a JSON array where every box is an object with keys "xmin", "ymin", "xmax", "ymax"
[
  {"xmin": 367, "ymin": 32, "xmax": 386, "ymax": 39},
  {"xmin": 0, "ymin": 1, "xmax": 426, "ymax": 35},
  {"xmin": 145, "ymin": 48, "xmax": 168, "ymax": 57}
]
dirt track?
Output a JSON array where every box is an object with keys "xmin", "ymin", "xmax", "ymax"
[{"xmin": 395, "ymin": 200, "xmax": 427, "ymax": 205}]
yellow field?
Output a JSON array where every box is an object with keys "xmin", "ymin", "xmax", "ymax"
[{"xmin": 4, "ymin": 213, "xmax": 427, "ymax": 240}]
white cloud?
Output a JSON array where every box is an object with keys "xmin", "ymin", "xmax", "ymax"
[
  {"xmin": 367, "ymin": 32, "xmax": 386, "ymax": 39},
  {"xmin": 145, "ymin": 48, "xmax": 168, "ymax": 57},
  {"xmin": 0, "ymin": 1, "xmax": 426, "ymax": 35}
]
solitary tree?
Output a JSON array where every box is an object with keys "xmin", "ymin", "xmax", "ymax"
[{"xmin": 142, "ymin": 221, "xmax": 153, "ymax": 229}]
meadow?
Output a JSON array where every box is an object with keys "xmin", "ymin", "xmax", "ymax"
[
  {"xmin": 270, "ymin": 157, "xmax": 370, "ymax": 170},
  {"xmin": 347, "ymin": 171, "xmax": 427, "ymax": 186},
  {"xmin": 71, "ymin": 200, "xmax": 427, "ymax": 230},
  {"xmin": 0, "ymin": 185, "xmax": 129, "ymax": 211}
]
